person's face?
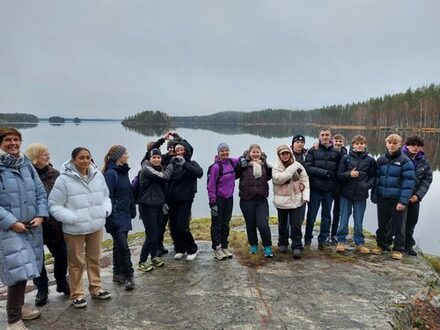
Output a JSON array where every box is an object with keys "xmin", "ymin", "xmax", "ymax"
[
  {"xmin": 386, "ymin": 140, "xmax": 402, "ymax": 154},
  {"xmin": 175, "ymin": 147, "xmax": 185, "ymax": 156},
  {"xmin": 406, "ymin": 144, "xmax": 421, "ymax": 156},
  {"xmin": 0, "ymin": 134, "xmax": 21, "ymax": 156},
  {"xmin": 279, "ymin": 151, "xmax": 291, "ymax": 162},
  {"xmin": 150, "ymin": 154, "xmax": 162, "ymax": 166},
  {"xmin": 249, "ymin": 147, "xmax": 261, "ymax": 161},
  {"xmin": 352, "ymin": 141, "xmax": 366, "ymax": 153},
  {"xmin": 319, "ymin": 130, "xmax": 332, "ymax": 145},
  {"xmin": 167, "ymin": 146, "xmax": 175, "ymax": 155},
  {"xmin": 117, "ymin": 151, "xmax": 129, "ymax": 165},
  {"xmin": 73, "ymin": 150, "xmax": 91, "ymax": 173},
  {"xmin": 36, "ymin": 150, "xmax": 50, "ymax": 168},
  {"xmin": 219, "ymin": 148, "xmax": 229, "ymax": 160},
  {"xmin": 333, "ymin": 138, "xmax": 344, "ymax": 150},
  {"xmin": 292, "ymin": 140, "xmax": 305, "ymax": 153}
]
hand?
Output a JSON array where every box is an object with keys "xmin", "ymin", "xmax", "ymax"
[
  {"xmin": 29, "ymin": 217, "xmax": 44, "ymax": 227},
  {"xmin": 409, "ymin": 195, "xmax": 418, "ymax": 203},
  {"xmin": 240, "ymin": 157, "xmax": 248, "ymax": 168},
  {"xmin": 210, "ymin": 205, "xmax": 218, "ymax": 217},
  {"xmin": 10, "ymin": 222, "xmax": 29, "ymax": 233},
  {"xmin": 175, "ymin": 156, "xmax": 185, "ymax": 166},
  {"xmin": 170, "ymin": 156, "xmax": 178, "ymax": 164},
  {"xmin": 350, "ymin": 168, "xmax": 359, "ymax": 178},
  {"xmin": 396, "ymin": 203, "xmax": 406, "ymax": 211},
  {"xmin": 162, "ymin": 131, "xmax": 170, "ymax": 140}
]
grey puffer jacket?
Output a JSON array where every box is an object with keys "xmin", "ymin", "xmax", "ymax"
[{"xmin": 0, "ymin": 151, "xmax": 48, "ymax": 286}]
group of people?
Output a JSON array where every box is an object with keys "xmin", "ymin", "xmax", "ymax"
[{"xmin": 0, "ymin": 126, "xmax": 433, "ymax": 329}]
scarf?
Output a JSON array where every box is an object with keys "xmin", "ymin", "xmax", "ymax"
[
  {"xmin": 251, "ymin": 160, "xmax": 262, "ymax": 179},
  {"xmin": 0, "ymin": 150, "xmax": 25, "ymax": 168}
]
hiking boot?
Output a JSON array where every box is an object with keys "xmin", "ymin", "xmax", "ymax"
[
  {"xmin": 72, "ymin": 297, "xmax": 87, "ymax": 308},
  {"xmin": 91, "ymin": 290, "xmax": 111, "ymax": 300},
  {"xmin": 222, "ymin": 248, "xmax": 233, "ymax": 259},
  {"xmin": 124, "ymin": 276, "xmax": 135, "ymax": 291},
  {"xmin": 112, "ymin": 274, "xmax": 126, "ymax": 283},
  {"xmin": 392, "ymin": 251, "xmax": 403, "ymax": 260},
  {"xmin": 372, "ymin": 247, "xmax": 384, "ymax": 255},
  {"xmin": 174, "ymin": 252, "xmax": 186, "ymax": 260},
  {"xmin": 151, "ymin": 257, "xmax": 164, "ymax": 267},
  {"xmin": 263, "ymin": 246, "xmax": 273, "ymax": 258},
  {"xmin": 356, "ymin": 245, "xmax": 371, "ymax": 254},
  {"xmin": 35, "ymin": 291, "xmax": 48, "ymax": 307},
  {"xmin": 330, "ymin": 237, "xmax": 338, "ymax": 246},
  {"xmin": 336, "ymin": 243, "xmax": 346, "ymax": 253},
  {"xmin": 293, "ymin": 248, "xmax": 302, "ymax": 259},
  {"xmin": 214, "ymin": 246, "xmax": 227, "ymax": 260},
  {"xmin": 21, "ymin": 304, "xmax": 41, "ymax": 320},
  {"xmin": 186, "ymin": 251, "xmax": 198, "ymax": 261},
  {"xmin": 137, "ymin": 261, "xmax": 154, "ymax": 272},
  {"xmin": 6, "ymin": 319, "xmax": 28, "ymax": 330},
  {"xmin": 249, "ymin": 245, "xmax": 258, "ymax": 254},
  {"xmin": 405, "ymin": 248, "xmax": 417, "ymax": 256},
  {"xmin": 278, "ymin": 245, "xmax": 288, "ymax": 253}
]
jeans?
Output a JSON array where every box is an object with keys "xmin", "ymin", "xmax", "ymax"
[
  {"xmin": 405, "ymin": 201, "xmax": 420, "ymax": 251},
  {"xmin": 211, "ymin": 197, "xmax": 233, "ymax": 249},
  {"xmin": 336, "ymin": 197, "xmax": 367, "ymax": 245},
  {"xmin": 331, "ymin": 190, "xmax": 341, "ymax": 240},
  {"xmin": 277, "ymin": 205, "xmax": 304, "ymax": 249},
  {"xmin": 239, "ymin": 198, "xmax": 272, "ymax": 247},
  {"xmin": 168, "ymin": 200, "xmax": 198, "ymax": 254},
  {"xmin": 305, "ymin": 190, "xmax": 333, "ymax": 244},
  {"xmin": 139, "ymin": 205, "xmax": 163, "ymax": 262},
  {"xmin": 109, "ymin": 230, "xmax": 133, "ymax": 276},
  {"xmin": 376, "ymin": 198, "xmax": 406, "ymax": 252}
]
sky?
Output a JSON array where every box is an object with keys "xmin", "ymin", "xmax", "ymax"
[{"xmin": 0, "ymin": 0, "xmax": 439, "ymax": 119}]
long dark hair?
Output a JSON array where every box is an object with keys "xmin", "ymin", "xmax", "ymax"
[{"xmin": 71, "ymin": 147, "xmax": 91, "ymax": 160}]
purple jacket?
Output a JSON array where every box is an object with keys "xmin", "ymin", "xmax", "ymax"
[{"xmin": 207, "ymin": 156, "xmax": 239, "ymax": 205}]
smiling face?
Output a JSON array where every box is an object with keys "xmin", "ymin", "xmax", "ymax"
[
  {"xmin": 352, "ymin": 141, "xmax": 366, "ymax": 153},
  {"xmin": 249, "ymin": 147, "xmax": 262, "ymax": 161},
  {"xmin": 175, "ymin": 146, "xmax": 185, "ymax": 156},
  {"xmin": 150, "ymin": 154, "xmax": 162, "ymax": 166},
  {"xmin": 73, "ymin": 149, "xmax": 92, "ymax": 174},
  {"xmin": 279, "ymin": 151, "xmax": 292, "ymax": 162},
  {"xmin": 0, "ymin": 134, "xmax": 21, "ymax": 156},
  {"xmin": 36, "ymin": 150, "xmax": 50, "ymax": 168},
  {"xmin": 333, "ymin": 138, "xmax": 344, "ymax": 150},
  {"xmin": 218, "ymin": 148, "xmax": 229, "ymax": 160}
]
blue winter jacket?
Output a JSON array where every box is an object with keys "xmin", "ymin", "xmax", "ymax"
[
  {"xmin": 371, "ymin": 149, "xmax": 416, "ymax": 205},
  {"xmin": 0, "ymin": 152, "xmax": 48, "ymax": 286}
]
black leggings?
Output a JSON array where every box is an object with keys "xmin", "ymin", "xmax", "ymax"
[
  {"xmin": 168, "ymin": 200, "xmax": 198, "ymax": 254},
  {"xmin": 240, "ymin": 198, "xmax": 272, "ymax": 247}
]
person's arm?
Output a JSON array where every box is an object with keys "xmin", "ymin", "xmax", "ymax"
[
  {"xmin": 272, "ymin": 163, "xmax": 298, "ymax": 184},
  {"xmin": 207, "ymin": 164, "xmax": 220, "ymax": 206},
  {"xmin": 48, "ymin": 177, "xmax": 77, "ymax": 224},
  {"xmin": 337, "ymin": 155, "xmax": 351, "ymax": 181},
  {"xmin": 398, "ymin": 160, "xmax": 416, "ymax": 207},
  {"xmin": 299, "ymin": 164, "xmax": 310, "ymax": 202},
  {"xmin": 182, "ymin": 160, "xmax": 203, "ymax": 178},
  {"xmin": 366, "ymin": 157, "xmax": 377, "ymax": 190},
  {"xmin": 414, "ymin": 161, "xmax": 433, "ymax": 201}
]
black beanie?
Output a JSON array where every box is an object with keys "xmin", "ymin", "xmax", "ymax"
[{"xmin": 150, "ymin": 148, "xmax": 162, "ymax": 157}]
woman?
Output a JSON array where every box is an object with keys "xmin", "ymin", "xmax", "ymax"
[
  {"xmin": 0, "ymin": 128, "xmax": 47, "ymax": 329},
  {"xmin": 272, "ymin": 144, "xmax": 309, "ymax": 259},
  {"xmin": 138, "ymin": 148, "xmax": 174, "ymax": 271},
  {"xmin": 25, "ymin": 143, "xmax": 69, "ymax": 307},
  {"xmin": 49, "ymin": 147, "xmax": 112, "ymax": 309},
  {"xmin": 236, "ymin": 144, "xmax": 273, "ymax": 257},
  {"xmin": 103, "ymin": 145, "xmax": 136, "ymax": 290},
  {"xmin": 166, "ymin": 142, "xmax": 203, "ymax": 261}
]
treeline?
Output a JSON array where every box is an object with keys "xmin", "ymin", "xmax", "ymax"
[
  {"xmin": 0, "ymin": 113, "xmax": 38, "ymax": 123},
  {"xmin": 122, "ymin": 111, "xmax": 172, "ymax": 128}
]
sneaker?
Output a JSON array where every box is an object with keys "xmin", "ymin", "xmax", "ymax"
[
  {"xmin": 214, "ymin": 246, "xmax": 227, "ymax": 260},
  {"xmin": 112, "ymin": 274, "xmax": 126, "ymax": 283},
  {"xmin": 151, "ymin": 257, "xmax": 165, "ymax": 267},
  {"xmin": 124, "ymin": 276, "xmax": 135, "ymax": 291},
  {"xmin": 249, "ymin": 245, "xmax": 258, "ymax": 254},
  {"xmin": 356, "ymin": 245, "xmax": 371, "ymax": 254},
  {"xmin": 405, "ymin": 248, "xmax": 417, "ymax": 256},
  {"xmin": 330, "ymin": 238, "xmax": 338, "ymax": 246},
  {"xmin": 392, "ymin": 251, "xmax": 403, "ymax": 260},
  {"xmin": 56, "ymin": 282, "xmax": 70, "ymax": 296},
  {"xmin": 157, "ymin": 245, "xmax": 169, "ymax": 256},
  {"xmin": 137, "ymin": 261, "xmax": 154, "ymax": 272},
  {"xmin": 91, "ymin": 290, "xmax": 111, "ymax": 300},
  {"xmin": 222, "ymin": 248, "xmax": 233, "ymax": 259},
  {"xmin": 293, "ymin": 248, "xmax": 301, "ymax": 260},
  {"xmin": 6, "ymin": 319, "xmax": 28, "ymax": 330},
  {"xmin": 263, "ymin": 246, "xmax": 273, "ymax": 258},
  {"xmin": 35, "ymin": 291, "xmax": 48, "ymax": 307},
  {"xmin": 186, "ymin": 251, "xmax": 198, "ymax": 261},
  {"xmin": 336, "ymin": 243, "xmax": 346, "ymax": 253},
  {"xmin": 278, "ymin": 245, "xmax": 288, "ymax": 253},
  {"xmin": 174, "ymin": 252, "xmax": 186, "ymax": 260},
  {"xmin": 21, "ymin": 303, "xmax": 41, "ymax": 320},
  {"xmin": 72, "ymin": 298, "xmax": 87, "ymax": 308},
  {"xmin": 372, "ymin": 247, "xmax": 384, "ymax": 255}
]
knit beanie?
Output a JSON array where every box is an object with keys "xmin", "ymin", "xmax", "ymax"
[
  {"xmin": 174, "ymin": 143, "xmax": 185, "ymax": 151},
  {"xmin": 150, "ymin": 148, "xmax": 162, "ymax": 157},
  {"xmin": 109, "ymin": 145, "xmax": 127, "ymax": 162},
  {"xmin": 276, "ymin": 144, "xmax": 291, "ymax": 155},
  {"xmin": 292, "ymin": 134, "xmax": 305, "ymax": 144},
  {"xmin": 217, "ymin": 143, "xmax": 230, "ymax": 153}
]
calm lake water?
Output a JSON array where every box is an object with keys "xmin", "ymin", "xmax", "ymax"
[{"xmin": 13, "ymin": 121, "xmax": 440, "ymax": 255}]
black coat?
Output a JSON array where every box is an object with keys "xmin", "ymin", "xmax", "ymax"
[
  {"xmin": 139, "ymin": 161, "xmax": 174, "ymax": 207},
  {"xmin": 402, "ymin": 148, "xmax": 433, "ymax": 201},
  {"xmin": 166, "ymin": 159, "xmax": 203, "ymax": 202},
  {"xmin": 337, "ymin": 149, "xmax": 377, "ymax": 201}
]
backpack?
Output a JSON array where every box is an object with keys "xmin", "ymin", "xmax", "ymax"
[
  {"xmin": 207, "ymin": 158, "xmax": 235, "ymax": 189},
  {"xmin": 131, "ymin": 170, "xmax": 141, "ymax": 204}
]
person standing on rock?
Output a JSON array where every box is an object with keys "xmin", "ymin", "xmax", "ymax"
[
  {"xmin": 272, "ymin": 144, "xmax": 309, "ymax": 259},
  {"xmin": 166, "ymin": 142, "xmax": 203, "ymax": 261},
  {"xmin": 103, "ymin": 145, "xmax": 136, "ymax": 290},
  {"xmin": 207, "ymin": 143, "xmax": 239, "ymax": 260},
  {"xmin": 236, "ymin": 144, "xmax": 274, "ymax": 258},
  {"xmin": 335, "ymin": 135, "xmax": 377, "ymax": 254},
  {"xmin": 25, "ymin": 143, "xmax": 70, "ymax": 307},
  {"xmin": 401, "ymin": 135, "xmax": 432, "ymax": 256},
  {"xmin": 49, "ymin": 147, "xmax": 112, "ymax": 308},
  {"xmin": 137, "ymin": 148, "xmax": 174, "ymax": 271},
  {"xmin": 304, "ymin": 128, "xmax": 341, "ymax": 250},
  {"xmin": 371, "ymin": 134, "xmax": 415, "ymax": 260}
]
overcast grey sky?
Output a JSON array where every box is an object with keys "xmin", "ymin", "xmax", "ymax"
[{"xmin": 0, "ymin": 0, "xmax": 439, "ymax": 119}]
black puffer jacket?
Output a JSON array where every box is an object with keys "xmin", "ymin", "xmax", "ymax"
[
  {"xmin": 139, "ymin": 160, "xmax": 174, "ymax": 207},
  {"xmin": 337, "ymin": 149, "xmax": 377, "ymax": 201},
  {"xmin": 402, "ymin": 147, "xmax": 433, "ymax": 201},
  {"xmin": 236, "ymin": 151, "xmax": 272, "ymax": 200},
  {"xmin": 304, "ymin": 143, "xmax": 341, "ymax": 192},
  {"xmin": 292, "ymin": 148, "xmax": 307, "ymax": 166}
]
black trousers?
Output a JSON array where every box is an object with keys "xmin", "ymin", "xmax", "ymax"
[
  {"xmin": 139, "ymin": 205, "xmax": 163, "ymax": 262},
  {"xmin": 277, "ymin": 205, "xmax": 305, "ymax": 249},
  {"xmin": 109, "ymin": 230, "xmax": 134, "ymax": 276},
  {"xmin": 210, "ymin": 197, "xmax": 233, "ymax": 249},
  {"xmin": 376, "ymin": 198, "xmax": 406, "ymax": 252},
  {"xmin": 168, "ymin": 200, "xmax": 198, "ymax": 254},
  {"xmin": 405, "ymin": 201, "xmax": 420, "ymax": 251},
  {"xmin": 7, "ymin": 280, "xmax": 27, "ymax": 324},
  {"xmin": 240, "ymin": 198, "xmax": 272, "ymax": 247}
]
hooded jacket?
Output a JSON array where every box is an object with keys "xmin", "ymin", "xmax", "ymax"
[
  {"xmin": 207, "ymin": 155, "xmax": 239, "ymax": 205},
  {"xmin": 49, "ymin": 161, "xmax": 112, "ymax": 235},
  {"xmin": 402, "ymin": 146, "xmax": 433, "ymax": 201},
  {"xmin": 139, "ymin": 159, "xmax": 174, "ymax": 207}
]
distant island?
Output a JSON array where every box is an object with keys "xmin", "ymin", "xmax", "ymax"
[{"xmin": 0, "ymin": 113, "xmax": 38, "ymax": 123}]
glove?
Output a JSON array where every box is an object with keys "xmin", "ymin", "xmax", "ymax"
[
  {"xmin": 170, "ymin": 157, "xmax": 177, "ymax": 165},
  {"xmin": 175, "ymin": 156, "xmax": 185, "ymax": 166},
  {"xmin": 240, "ymin": 157, "xmax": 248, "ymax": 168},
  {"xmin": 210, "ymin": 205, "xmax": 218, "ymax": 217}
]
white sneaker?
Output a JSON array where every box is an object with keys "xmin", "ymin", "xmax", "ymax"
[
  {"xmin": 6, "ymin": 319, "xmax": 28, "ymax": 330},
  {"xmin": 21, "ymin": 303, "xmax": 41, "ymax": 320},
  {"xmin": 174, "ymin": 252, "xmax": 186, "ymax": 260},
  {"xmin": 214, "ymin": 246, "xmax": 227, "ymax": 260},
  {"xmin": 186, "ymin": 251, "xmax": 198, "ymax": 261},
  {"xmin": 222, "ymin": 248, "xmax": 233, "ymax": 259}
]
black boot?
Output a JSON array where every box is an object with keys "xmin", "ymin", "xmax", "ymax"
[
  {"xmin": 124, "ymin": 275, "xmax": 135, "ymax": 291},
  {"xmin": 157, "ymin": 244, "xmax": 169, "ymax": 256},
  {"xmin": 56, "ymin": 281, "xmax": 70, "ymax": 296},
  {"xmin": 35, "ymin": 291, "xmax": 48, "ymax": 306}
]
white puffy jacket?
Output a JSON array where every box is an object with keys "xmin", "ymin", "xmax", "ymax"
[{"xmin": 48, "ymin": 162, "xmax": 112, "ymax": 235}]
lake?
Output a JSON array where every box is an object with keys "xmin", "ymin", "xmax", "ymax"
[{"xmin": 12, "ymin": 121, "xmax": 440, "ymax": 255}]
